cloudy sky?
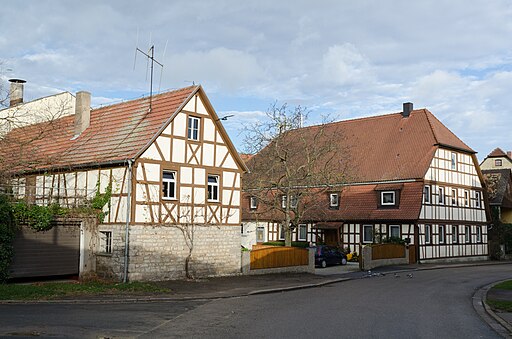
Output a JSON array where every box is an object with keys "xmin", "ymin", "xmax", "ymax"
[{"xmin": 1, "ymin": 0, "xmax": 512, "ymax": 159}]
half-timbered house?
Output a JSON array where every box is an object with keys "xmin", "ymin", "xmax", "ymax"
[
  {"xmin": 1, "ymin": 83, "xmax": 247, "ymax": 280},
  {"xmin": 242, "ymin": 103, "xmax": 489, "ymax": 263}
]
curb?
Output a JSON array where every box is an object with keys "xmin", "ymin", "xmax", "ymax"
[
  {"xmin": 473, "ymin": 280, "xmax": 512, "ymax": 338},
  {"xmin": 248, "ymin": 277, "xmax": 351, "ymax": 295}
]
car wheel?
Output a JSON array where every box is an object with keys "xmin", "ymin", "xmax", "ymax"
[
  {"xmin": 321, "ymin": 260, "xmax": 327, "ymax": 268},
  {"xmin": 341, "ymin": 258, "xmax": 347, "ymax": 265}
]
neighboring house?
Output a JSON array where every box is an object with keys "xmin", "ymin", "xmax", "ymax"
[
  {"xmin": 480, "ymin": 147, "xmax": 512, "ymax": 171},
  {"xmin": 1, "ymin": 81, "xmax": 247, "ymax": 281},
  {"xmin": 243, "ymin": 104, "xmax": 489, "ymax": 263}
]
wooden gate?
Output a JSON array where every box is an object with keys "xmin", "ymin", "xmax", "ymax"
[
  {"xmin": 408, "ymin": 245, "xmax": 417, "ymax": 264},
  {"xmin": 250, "ymin": 246, "xmax": 308, "ymax": 270}
]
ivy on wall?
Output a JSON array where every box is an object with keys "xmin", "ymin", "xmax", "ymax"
[{"xmin": 0, "ymin": 195, "xmax": 16, "ymax": 282}]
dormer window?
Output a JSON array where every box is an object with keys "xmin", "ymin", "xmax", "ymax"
[
  {"xmin": 329, "ymin": 193, "xmax": 339, "ymax": 208},
  {"xmin": 281, "ymin": 195, "xmax": 298, "ymax": 209},
  {"xmin": 250, "ymin": 196, "xmax": 258, "ymax": 210},
  {"xmin": 381, "ymin": 191, "xmax": 395, "ymax": 206},
  {"xmin": 495, "ymin": 159, "xmax": 503, "ymax": 167}
]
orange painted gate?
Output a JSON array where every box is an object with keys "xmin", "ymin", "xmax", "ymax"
[{"xmin": 250, "ymin": 246, "xmax": 309, "ymax": 270}]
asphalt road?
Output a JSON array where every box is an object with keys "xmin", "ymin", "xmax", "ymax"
[{"xmin": 0, "ymin": 265, "xmax": 510, "ymax": 338}]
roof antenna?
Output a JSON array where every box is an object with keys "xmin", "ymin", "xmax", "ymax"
[{"xmin": 134, "ymin": 42, "xmax": 164, "ymax": 112}]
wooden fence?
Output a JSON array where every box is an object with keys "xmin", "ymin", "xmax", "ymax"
[
  {"xmin": 250, "ymin": 246, "xmax": 309, "ymax": 270},
  {"xmin": 371, "ymin": 243, "xmax": 406, "ymax": 260}
]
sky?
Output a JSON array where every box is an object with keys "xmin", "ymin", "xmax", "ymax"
[{"xmin": 1, "ymin": 0, "xmax": 512, "ymax": 160}]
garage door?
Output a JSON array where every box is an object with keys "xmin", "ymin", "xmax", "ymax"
[{"xmin": 9, "ymin": 221, "xmax": 81, "ymax": 279}]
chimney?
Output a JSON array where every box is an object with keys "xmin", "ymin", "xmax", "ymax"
[
  {"xmin": 8, "ymin": 79, "xmax": 26, "ymax": 106},
  {"xmin": 74, "ymin": 91, "xmax": 91, "ymax": 137},
  {"xmin": 402, "ymin": 102, "xmax": 413, "ymax": 118}
]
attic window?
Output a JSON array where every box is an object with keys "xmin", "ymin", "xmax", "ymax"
[
  {"xmin": 250, "ymin": 196, "xmax": 258, "ymax": 210},
  {"xmin": 329, "ymin": 193, "xmax": 339, "ymax": 208},
  {"xmin": 495, "ymin": 159, "xmax": 503, "ymax": 167},
  {"xmin": 381, "ymin": 191, "xmax": 395, "ymax": 206},
  {"xmin": 188, "ymin": 116, "xmax": 200, "ymax": 141}
]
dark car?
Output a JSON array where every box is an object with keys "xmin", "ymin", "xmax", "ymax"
[{"xmin": 315, "ymin": 245, "xmax": 347, "ymax": 268}]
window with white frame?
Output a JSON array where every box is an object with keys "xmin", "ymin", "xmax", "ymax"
[
  {"xmin": 439, "ymin": 225, "xmax": 445, "ymax": 244},
  {"xmin": 452, "ymin": 225, "xmax": 458, "ymax": 244},
  {"xmin": 290, "ymin": 195, "xmax": 298, "ymax": 208},
  {"xmin": 389, "ymin": 225, "xmax": 400, "ymax": 238},
  {"xmin": 475, "ymin": 191, "xmax": 481, "ymax": 208},
  {"xmin": 363, "ymin": 225, "xmax": 373, "ymax": 243},
  {"xmin": 425, "ymin": 224, "xmax": 431, "ymax": 244},
  {"xmin": 451, "ymin": 189, "xmax": 457, "ymax": 206},
  {"xmin": 465, "ymin": 225, "xmax": 471, "ymax": 243},
  {"xmin": 464, "ymin": 190, "xmax": 469, "ymax": 206},
  {"xmin": 438, "ymin": 187, "xmax": 445, "ymax": 205},
  {"xmin": 381, "ymin": 191, "xmax": 395, "ymax": 205},
  {"xmin": 281, "ymin": 195, "xmax": 287, "ymax": 208},
  {"xmin": 329, "ymin": 193, "xmax": 339, "ymax": 208},
  {"xmin": 207, "ymin": 175, "xmax": 219, "ymax": 201},
  {"xmin": 162, "ymin": 170, "xmax": 176, "ymax": 200},
  {"xmin": 99, "ymin": 231, "xmax": 112, "ymax": 254},
  {"xmin": 298, "ymin": 224, "xmax": 307, "ymax": 241},
  {"xmin": 250, "ymin": 196, "xmax": 258, "ymax": 210},
  {"xmin": 188, "ymin": 116, "xmax": 200, "ymax": 140},
  {"xmin": 423, "ymin": 185, "xmax": 431, "ymax": 204},
  {"xmin": 451, "ymin": 152, "xmax": 457, "ymax": 170},
  {"xmin": 495, "ymin": 159, "xmax": 503, "ymax": 167},
  {"xmin": 279, "ymin": 225, "xmax": 285, "ymax": 240},
  {"xmin": 476, "ymin": 226, "xmax": 482, "ymax": 243}
]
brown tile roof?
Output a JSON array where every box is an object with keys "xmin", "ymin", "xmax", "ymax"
[
  {"xmin": 487, "ymin": 147, "xmax": 509, "ymax": 158},
  {"xmin": 1, "ymin": 86, "xmax": 199, "ymax": 173},
  {"xmin": 244, "ymin": 109, "xmax": 474, "ymax": 187}
]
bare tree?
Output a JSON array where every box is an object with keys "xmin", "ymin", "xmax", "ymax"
[{"xmin": 243, "ymin": 103, "xmax": 350, "ymax": 246}]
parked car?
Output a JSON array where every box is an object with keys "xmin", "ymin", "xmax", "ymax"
[{"xmin": 315, "ymin": 245, "xmax": 348, "ymax": 268}]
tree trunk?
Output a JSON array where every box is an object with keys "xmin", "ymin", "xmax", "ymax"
[
  {"xmin": 185, "ymin": 249, "xmax": 193, "ymax": 280},
  {"xmin": 284, "ymin": 215, "xmax": 292, "ymax": 247}
]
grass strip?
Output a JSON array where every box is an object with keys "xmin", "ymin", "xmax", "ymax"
[
  {"xmin": 493, "ymin": 280, "xmax": 512, "ymax": 290},
  {"xmin": 487, "ymin": 298, "xmax": 512, "ymax": 312}
]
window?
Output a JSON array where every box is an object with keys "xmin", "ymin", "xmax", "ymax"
[
  {"xmin": 256, "ymin": 227, "xmax": 265, "ymax": 242},
  {"xmin": 162, "ymin": 171, "xmax": 176, "ymax": 200},
  {"xmin": 281, "ymin": 195, "xmax": 287, "ymax": 208},
  {"xmin": 439, "ymin": 225, "xmax": 445, "ymax": 244},
  {"xmin": 329, "ymin": 193, "xmax": 339, "ymax": 208},
  {"xmin": 476, "ymin": 226, "xmax": 482, "ymax": 243},
  {"xmin": 279, "ymin": 225, "xmax": 285, "ymax": 240},
  {"xmin": 452, "ymin": 225, "xmax": 458, "ymax": 244},
  {"xmin": 438, "ymin": 187, "xmax": 445, "ymax": 205},
  {"xmin": 363, "ymin": 225, "xmax": 373, "ymax": 243},
  {"xmin": 207, "ymin": 175, "xmax": 219, "ymax": 201},
  {"xmin": 495, "ymin": 159, "xmax": 503, "ymax": 167},
  {"xmin": 241, "ymin": 224, "xmax": 245, "ymax": 235},
  {"xmin": 475, "ymin": 191, "xmax": 481, "ymax": 208},
  {"xmin": 451, "ymin": 189, "xmax": 457, "ymax": 206},
  {"xmin": 250, "ymin": 196, "xmax": 258, "ymax": 210},
  {"xmin": 99, "ymin": 231, "xmax": 112, "ymax": 254},
  {"xmin": 464, "ymin": 190, "xmax": 469, "ymax": 206},
  {"xmin": 464, "ymin": 225, "xmax": 471, "ymax": 243},
  {"xmin": 425, "ymin": 224, "xmax": 431, "ymax": 244},
  {"xmin": 290, "ymin": 195, "xmax": 298, "ymax": 208},
  {"xmin": 451, "ymin": 152, "xmax": 457, "ymax": 170},
  {"xmin": 188, "ymin": 116, "xmax": 200, "ymax": 140},
  {"xmin": 389, "ymin": 225, "xmax": 400, "ymax": 238},
  {"xmin": 381, "ymin": 191, "xmax": 395, "ymax": 205},
  {"xmin": 298, "ymin": 224, "xmax": 307, "ymax": 241},
  {"xmin": 423, "ymin": 185, "xmax": 431, "ymax": 204}
]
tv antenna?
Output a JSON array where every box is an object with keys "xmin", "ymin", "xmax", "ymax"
[{"xmin": 134, "ymin": 44, "xmax": 164, "ymax": 112}]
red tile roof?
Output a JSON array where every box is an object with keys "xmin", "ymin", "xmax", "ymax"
[{"xmin": 1, "ymin": 86, "xmax": 199, "ymax": 173}]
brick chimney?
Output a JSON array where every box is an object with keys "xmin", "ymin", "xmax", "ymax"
[
  {"xmin": 402, "ymin": 102, "xmax": 413, "ymax": 118},
  {"xmin": 74, "ymin": 91, "xmax": 91, "ymax": 137},
  {"xmin": 8, "ymin": 79, "xmax": 26, "ymax": 106}
]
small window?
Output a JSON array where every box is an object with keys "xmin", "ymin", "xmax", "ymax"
[
  {"xmin": 188, "ymin": 116, "xmax": 200, "ymax": 141},
  {"xmin": 207, "ymin": 175, "xmax": 219, "ymax": 201},
  {"xmin": 464, "ymin": 190, "xmax": 469, "ymax": 206},
  {"xmin": 423, "ymin": 185, "xmax": 431, "ymax": 204},
  {"xmin": 451, "ymin": 189, "xmax": 457, "ymax": 206},
  {"xmin": 381, "ymin": 191, "xmax": 395, "ymax": 205},
  {"xmin": 329, "ymin": 193, "xmax": 339, "ymax": 208},
  {"xmin": 99, "ymin": 231, "xmax": 112, "ymax": 254},
  {"xmin": 475, "ymin": 191, "xmax": 481, "ymax": 208},
  {"xmin": 363, "ymin": 225, "xmax": 373, "ymax": 243},
  {"xmin": 250, "ymin": 196, "xmax": 258, "ymax": 210},
  {"xmin": 298, "ymin": 224, "xmax": 307, "ymax": 241},
  {"xmin": 290, "ymin": 195, "xmax": 298, "ymax": 209},
  {"xmin": 438, "ymin": 187, "xmax": 445, "ymax": 205},
  {"xmin": 425, "ymin": 224, "xmax": 431, "ymax": 244},
  {"xmin": 451, "ymin": 152, "xmax": 457, "ymax": 170},
  {"xmin": 389, "ymin": 225, "xmax": 400, "ymax": 238},
  {"xmin": 476, "ymin": 226, "xmax": 482, "ymax": 243},
  {"xmin": 465, "ymin": 226, "xmax": 471, "ymax": 243},
  {"xmin": 439, "ymin": 225, "xmax": 445, "ymax": 244},
  {"xmin": 281, "ymin": 195, "xmax": 287, "ymax": 208},
  {"xmin": 495, "ymin": 159, "xmax": 503, "ymax": 167},
  {"xmin": 279, "ymin": 225, "xmax": 285, "ymax": 240},
  {"xmin": 162, "ymin": 171, "xmax": 176, "ymax": 200},
  {"xmin": 452, "ymin": 225, "xmax": 458, "ymax": 244},
  {"xmin": 241, "ymin": 223, "xmax": 245, "ymax": 235}
]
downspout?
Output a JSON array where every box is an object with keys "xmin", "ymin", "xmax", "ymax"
[{"xmin": 123, "ymin": 159, "xmax": 133, "ymax": 283}]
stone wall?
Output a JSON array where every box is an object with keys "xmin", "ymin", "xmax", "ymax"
[{"xmin": 95, "ymin": 223, "xmax": 241, "ymax": 281}]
